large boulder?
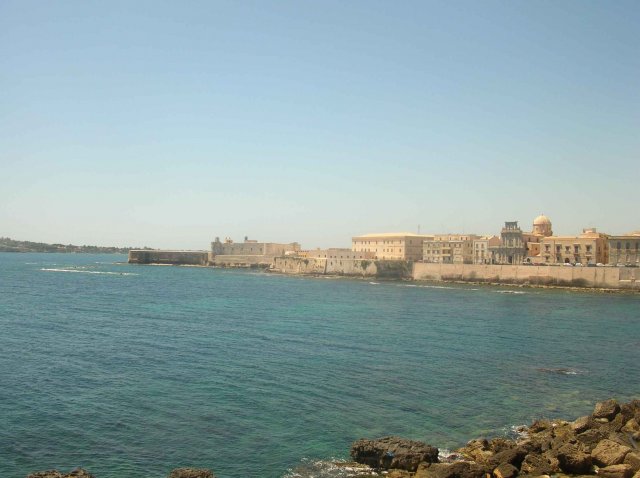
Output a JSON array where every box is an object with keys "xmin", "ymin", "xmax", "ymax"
[
  {"xmin": 594, "ymin": 400, "xmax": 622, "ymax": 421},
  {"xmin": 493, "ymin": 463, "xmax": 518, "ymax": 478},
  {"xmin": 487, "ymin": 446, "xmax": 528, "ymax": 470},
  {"xmin": 414, "ymin": 462, "xmax": 487, "ymax": 478},
  {"xmin": 167, "ymin": 469, "xmax": 215, "ymax": 478},
  {"xmin": 596, "ymin": 464, "xmax": 634, "ymax": 478},
  {"xmin": 350, "ymin": 436, "xmax": 438, "ymax": 472},
  {"xmin": 592, "ymin": 439, "xmax": 632, "ymax": 466},
  {"xmin": 520, "ymin": 453, "xmax": 553, "ymax": 475},
  {"xmin": 557, "ymin": 443, "xmax": 593, "ymax": 474},
  {"xmin": 624, "ymin": 453, "xmax": 640, "ymax": 474}
]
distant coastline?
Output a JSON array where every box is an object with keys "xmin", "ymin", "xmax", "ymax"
[{"xmin": 0, "ymin": 237, "xmax": 148, "ymax": 254}]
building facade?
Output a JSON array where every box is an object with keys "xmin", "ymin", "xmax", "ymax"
[
  {"xmin": 302, "ymin": 248, "xmax": 375, "ymax": 260},
  {"xmin": 473, "ymin": 235, "xmax": 501, "ymax": 264},
  {"xmin": 608, "ymin": 232, "xmax": 640, "ymax": 266},
  {"xmin": 538, "ymin": 228, "xmax": 609, "ymax": 265},
  {"xmin": 352, "ymin": 233, "xmax": 434, "ymax": 261},
  {"xmin": 423, "ymin": 234, "xmax": 479, "ymax": 264},
  {"xmin": 490, "ymin": 221, "xmax": 527, "ymax": 265},
  {"xmin": 211, "ymin": 236, "xmax": 301, "ymax": 256}
]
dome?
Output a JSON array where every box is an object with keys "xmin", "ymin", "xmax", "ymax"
[{"xmin": 533, "ymin": 214, "xmax": 551, "ymax": 225}]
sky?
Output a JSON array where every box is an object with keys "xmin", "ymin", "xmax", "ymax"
[{"xmin": 1, "ymin": 1, "xmax": 638, "ymax": 249}]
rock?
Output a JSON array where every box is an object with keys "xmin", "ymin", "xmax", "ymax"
[
  {"xmin": 493, "ymin": 463, "xmax": 518, "ymax": 478},
  {"xmin": 387, "ymin": 471, "xmax": 412, "ymax": 478},
  {"xmin": 350, "ymin": 436, "xmax": 439, "ymax": 472},
  {"xmin": 167, "ymin": 469, "xmax": 215, "ymax": 478},
  {"xmin": 529, "ymin": 420, "xmax": 553, "ymax": 433},
  {"xmin": 595, "ymin": 400, "xmax": 622, "ymax": 421},
  {"xmin": 625, "ymin": 452, "xmax": 640, "ymax": 473},
  {"xmin": 520, "ymin": 453, "xmax": 552, "ymax": 475},
  {"xmin": 597, "ymin": 464, "xmax": 634, "ymax": 478},
  {"xmin": 488, "ymin": 447, "xmax": 528, "ymax": 469},
  {"xmin": 557, "ymin": 443, "xmax": 593, "ymax": 474},
  {"xmin": 415, "ymin": 462, "xmax": 487, "ymax": 478},
  {"xmin": 457, "ymin": 438, "xmax": 493, "ymax": 464},
  {"xmin": 592, "ymin": 439, "xmax": 632, "ymax": 466},
  {"xmin": 27, "ymin": 470, "xmax": 94, "ymax": 478},
  {"xmin": 622, "ymin": 419, "xmax": 640, "ymax": 434},
  {"xmin": 490, "ymin": 438, "xmax": 517, "ymax": 454},
  {"xmin": 573, "ymin": 416, "xmax": 594, "ymax": 434},
  {"xmin": 578, "ymin": 428, "xmax": 610, "ymax": 452}
]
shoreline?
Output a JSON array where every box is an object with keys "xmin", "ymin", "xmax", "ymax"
[{"xmin": 26, "ymin": 398, "xmax": 640, "ymax": 478}]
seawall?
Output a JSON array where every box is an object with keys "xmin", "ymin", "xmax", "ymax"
[
  {"xmin": 412, "ymin": 262, "xmax": 640, "ymax": 291},
  {"xmin": 271, "ymin": 257, "xmax": 412, "ymax": 279},
  {"xmin": 128, "ymin": 250, "xmax": 208, "ymax": 266}
]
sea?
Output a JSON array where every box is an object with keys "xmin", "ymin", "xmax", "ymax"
[{"xmin": 1, "ymin": 253, "xmax": 639, "ymax": 478}]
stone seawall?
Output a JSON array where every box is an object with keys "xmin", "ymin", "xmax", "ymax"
[
  {"xmin": 271, "ymin": 257, "xmax": 412, "ymax": 278},
  {"xmin": 128, "ymin": 250, "xmax": 208, "ymax": 266},
  {"xmin": 413, "ymin": 263, "xmax": 640, "ymax": 291}
]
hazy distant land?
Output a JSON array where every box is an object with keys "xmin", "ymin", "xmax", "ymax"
[{"xmin": 0, "ymin": 237, "xmax": 149, "ymax": 254}]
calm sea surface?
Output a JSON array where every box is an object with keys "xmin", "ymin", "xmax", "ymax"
[{"xmin": 1, "ymin": 253, "xmax": 639, "ymax": 478}]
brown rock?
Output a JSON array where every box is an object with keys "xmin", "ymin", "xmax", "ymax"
[
  {"xmin": 490, "ymin": 438, "xmax": 517, "ymax": 454},
  {"xmin": 622, "ymin": 419, "xmax": 640, "ymax": 434},
  {"xmin": 457, "ymin": 439, "xmax": 493, "ymax": 464},
  {"xmin": 595, "ymin": 400, "xmax": 622, "ymax": 421},
  {"xmin": 350, "ymin": 436, "xmax": 439, "ymax": 472},
  {"xmin": 27, "ymin": 470, "xmax": 94, "ymax": 478},
  {"xmin": 168, "ymin": 469, "xmax": 215, "ymax": 478},
  {"xmin": 573, "ymin": 416, "xmax": 595, "ymax": 434},
  {"xmin": 493, "ymin": 463, "xmax": 518, "ymax": 478},
  {"xmin": 488, "ymin": 447, "xmax": 528, "ymax": 469},
  {"xmin": 625, "ymin": 452, "xmax": 640, "ymax": 473},
  {"xmin": 597, "ymin": 464, "xmax": 634, "ymax": 478},
  {"xmin": 387, "ymin": 471, "xmax": 412, "ymax": 478},
  {"xmin": 520, "ymin": 453, "xmax": 552, "ymax": 475},
  {"xmin": 557, "ymin": 443, "xmax": 593, "ymax": 474},
  {"xmin": 577, "ymin": 428, "xmax": 610, "ymax": 452},
  {"xmin": 415, "ymin": 462, "xmax": 487, "ymax": 478},
  {"xmin": 592, "ymin": 439, "xmax": 632, "ymax": 466}
]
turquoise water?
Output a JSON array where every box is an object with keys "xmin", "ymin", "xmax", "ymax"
[{"xmin": 1, "ymin": 253, "xmax": 639, "ymax": 478}]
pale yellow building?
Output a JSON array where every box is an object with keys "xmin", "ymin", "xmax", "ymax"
[
  {"xmin": 538, "ymin": 228, "xmax": 609, "ymax": 265},
  {"xmin": 423, "ymin": 234, "xmax": 480, "ymax": 264},
  {"xmin": 473, "ymin": 235, "xmax": 500, "ymax": 264},
  {"xmin": 608, "ymin": 232, "xmax": 640, "ymax": 266},
  {"xmin": 211, "ymin": 236, "xmax": 300, "ymax": 256},
  {"xmin": 352, "ymin": 233, "xmax": 433, "ymax": 261}
]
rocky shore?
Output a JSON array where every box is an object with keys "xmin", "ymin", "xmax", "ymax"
[
  {"xmin": 350, "ymin": 398, "xmax": 640, "ymax": 478},
  {"xmin": 26, "ymin": 399, "xmax": 640, "ymax": 478}
]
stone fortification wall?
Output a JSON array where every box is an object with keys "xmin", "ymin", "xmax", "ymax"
[
  {"xmin": 209, "ymin": 254, "xmax": 274, "ymax": 267},
  {"xmin": 412, "ymin": 263, "xmax": 639, "ymax": 290},
  {"xmin": 128, "ymin": 250, "xmax": 208, "ymax": 266},
  {"xmin": 271, "ymin": 257, "xmax": 411, "ymax": 278}
]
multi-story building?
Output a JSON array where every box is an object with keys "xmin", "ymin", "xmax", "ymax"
[
  {"xmin": 423, "ymin": 234, "xmax": 479, "ymax": 264},
  {"xmin": 490, "ymin": 221, "xmax": 527, "ymax": 265},
  {"xmin": 473, "ymin": 235, "xmax": 501, "ymax": 264},
  {"xmin": 608, "ymin": 232, "xmax": 640, "ymax": 266},
  {"xmin": 538, "ymin": 228, "xmax": 609, "ymax": 265},
  {"xmin": 352, "ymin": 233, "xmax": 434, "ymax": 261}
]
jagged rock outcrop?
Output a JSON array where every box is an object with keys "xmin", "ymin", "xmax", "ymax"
[
  {"xmin": 168, "ymin": 468, "xmax": 215, "ymax": 478},
  {"xmin": 351, "ymin": 398, "xmax": 640, "ymax": 478},
  {"xmin": 350, "ymin": 436, "xmax": 439, "ymax": 472},
  {"xmin": 27, "ymin": 469, "xmax": 94, "ymax": 478}
]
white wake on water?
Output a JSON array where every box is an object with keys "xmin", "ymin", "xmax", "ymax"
[{"xmin": 40, "ymin": 268, "xmax": 137, "ymax": 276}]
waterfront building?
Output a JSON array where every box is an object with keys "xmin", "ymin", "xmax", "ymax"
[
  {"xmin": 423, "ymin": 234, "xmax": 480, "ymax": 264},
  {"xmin": 607, "ymin": 232, "xmax": 640, "ymax": 266},
  {"xmin": 472, "ymin": 235, "xmax": 500, "ymax": 264},
  {"xmin": 211, "ymin": 236, "xmax": 300, "ymax": 256},
  {"xmin": 352, "ymin": 233, "xmax": 434, "ymax": 261},
  {"xmin": 539, "ymin": 228, "xmax": 609, "ymax": 265},
  {"xmin": 490, "ymin": 221, "xmax": 527, "ymax": 265}
]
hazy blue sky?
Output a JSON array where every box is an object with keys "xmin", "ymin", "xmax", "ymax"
[{"xmin": 1, "ymin": 1, "xmax": 638, "ymax": 249}]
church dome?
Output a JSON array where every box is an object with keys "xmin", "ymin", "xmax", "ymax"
[{"xmin": 533, "ymin": 214, "xmax": 551, "ymax": 225}]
